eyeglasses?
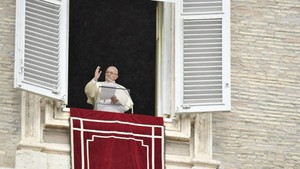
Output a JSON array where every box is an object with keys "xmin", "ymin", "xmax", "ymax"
[{"xmin": 105, "ymin": 71, "xmax": 117, "ymax": 75}]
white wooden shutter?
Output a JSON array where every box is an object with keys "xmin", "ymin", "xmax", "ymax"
[
  {"xmin": 14, "ymin": 0, "xmax": 69, "ymax": 103},
  {"xmin": 175, "ymin": 0, "xmax": 230, "ymax": 113}
]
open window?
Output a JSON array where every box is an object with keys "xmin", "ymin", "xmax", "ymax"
[
  {"xmin": 15, "ymin": 0, "xmax": 157, "ymax": 115},
  {"xmin": 14, "ymin": 0, "xmax": 231, "ymax": 117}
]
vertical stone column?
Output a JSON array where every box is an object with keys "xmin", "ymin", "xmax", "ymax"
[
  {"xmin": 192, "ymin": 113, "xmax": 220, "ymax": 169},
  {"xmin": 20, "ymin": 92, "xmax": 42, "ymax": 144},
  {"xmin": 15, "ymin": 92, "xmax": 47, "ymax": 169}
]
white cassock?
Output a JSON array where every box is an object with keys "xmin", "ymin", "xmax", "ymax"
[{"xmin": 84, "ymin": 79, "xmax": 134, "ymax": 113}]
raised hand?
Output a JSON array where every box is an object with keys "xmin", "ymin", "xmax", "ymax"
[{"xmin": 94, "ymin": 66, "xmax": 102, "ymax": 81}]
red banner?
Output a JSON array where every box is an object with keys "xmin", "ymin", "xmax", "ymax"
[{"xmin": 70, "ymin": 108, "xmax": 164, "ymax": 169}]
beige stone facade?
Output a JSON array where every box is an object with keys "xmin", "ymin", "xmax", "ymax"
[
  {"xmin": 0, "ymin": 0, "xmax": 21, "ymax": 168},
  {"xmin": 0, "ymin": 0, "xmax": 299, "ymax": 169},
  {"xmin": 213, "ymin": 1, "xmax": 300, "ymax": 168}
]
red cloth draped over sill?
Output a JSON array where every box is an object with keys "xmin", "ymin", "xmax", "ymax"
[{"xmin": 70, "ymin": 108, "xmax": 164, "ymax": 169}]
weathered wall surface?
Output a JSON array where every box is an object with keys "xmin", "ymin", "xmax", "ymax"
[
  {"xmin": 1, "ymin": 0, "xmax": 300, "ymax": 168},
  {"xmin": 213, "ymin": 0, "xmax": 300, "ymax": 169},
  {"xmin": 0, "ymin": 0, "xmax": 20, "ymax": 168}
]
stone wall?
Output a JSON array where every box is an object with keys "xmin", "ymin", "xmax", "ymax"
[
  {"xmin": 1, "ymin": 0, "xmax": 300, "ymax": 168},
  {"xmin": 0, "ymin": 0, "xmax": 20, "ymax": 168},
  {"xmin": 213, "ymin": 0, "xmax": 300, "ymax": 168}
]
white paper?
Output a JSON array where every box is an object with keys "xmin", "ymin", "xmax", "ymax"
[{"xmin": 99, "ymin": 83, "xmax": 117, "ymax": 100}]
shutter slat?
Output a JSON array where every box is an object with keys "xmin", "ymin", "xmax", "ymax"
[
  {"xmin": 25, "ymin": 56, "xmax": 59, "ymax": 73},
  {"xmin": 25, "ymin": 43, "xmax": 59, "ymax": 58},
  {"xmin": 27, "ymin": 1, "xmax": 60, "ymax": 19},
  {"xmin": 24, "ymin": 62, "xmax": 59, "ymax": 79},
  {"xmin": 25, "ymin": 26, "xmax": 59, "ymax": 39},
  {"xmin": 25, "ymin": 45, "xmax": 59, "ymax": 60},
  {"xmin": 26, "ymin": 29, "xmax": 58, "ymax": 44},
  {"xmin": 176, "ymin": 0, "xmax": 230, "ymax": 112},
  {"xmin": 26, "ymin": 49, "xmax": 58, "ymax": 64},
  {"xmin": 23, "ymin": 0, "xmax": 61, "ymax": 91},
  {"xmin": 25, "ymin": 36, "xmax": 59, "ymax": 52},
  {"xmin": 23, "ymin": 75, "xmax": 57, "ymax": 89},
  {"xmin": 25, "ymin": 19, "xmax": 59, "ymax": 35},
  {"xmin": 24, "ymin": 69, "xmax": 58, "ymax": 85},
  {"xmin": 183, "ymin": 18, "xmax": 223, "ymax": 105},
  {"xmin": 182, "ymin": 0, "xmax": 222, "ymax": 14},
  {"xmin": 15, "ymin": 0, "xmax": 68, "ymax": 102}
]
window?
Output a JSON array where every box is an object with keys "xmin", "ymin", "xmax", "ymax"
[{"xmin": 14, "ymin": 0, "xmax": 230, "ymax": 116}]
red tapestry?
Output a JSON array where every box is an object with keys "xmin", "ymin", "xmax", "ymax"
[{"xmin": 70, "ymin": 108, "xmax": 164, "ymax": 169}]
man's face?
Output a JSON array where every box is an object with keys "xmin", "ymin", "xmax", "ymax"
[{"xmin": 105, "ymin": 67, "xmax": 118, "ymax": 82}]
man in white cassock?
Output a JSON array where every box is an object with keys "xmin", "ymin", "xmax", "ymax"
[{"xmin": 84, "ymin": 66, "xmax": 133, "ymax": 113}]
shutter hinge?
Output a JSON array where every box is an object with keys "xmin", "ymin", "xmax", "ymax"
[
  {"xmin": 182, "ymin": 104, "xmax": 190, "ymax": 109},
  {"xmin": 52, "ymin": 87, "xmax": 60, "ymax": 94},
  {"xmin": 20, "ymin": 58, "xmax": 24, "ymax": 74},
  {"xmin": 17, "ymin": 58, "xmax": 24, "ymax": 87}
]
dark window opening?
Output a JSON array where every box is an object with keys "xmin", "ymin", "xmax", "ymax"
[{"xmin": 68, "ymin": 0, "xmax": 157, "ymax": 116}]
